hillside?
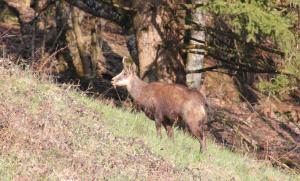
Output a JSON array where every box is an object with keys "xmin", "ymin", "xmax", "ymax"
[{"xmin": 0, "ymin": 62, "xmax": 299, "ymax": 180}]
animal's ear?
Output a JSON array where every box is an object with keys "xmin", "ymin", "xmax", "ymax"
[
  {"xmin": 129, "ymin": 62, "xmax": 137, "ymax": 74},
  {"xmin": 122, "ymin": 57, "xmax": 136, "ymax": 74}
]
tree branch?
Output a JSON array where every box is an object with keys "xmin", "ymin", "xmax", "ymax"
[
  {"xmin": 184, "ymin": 19, "xmax": 285, "ymax": 57},
  {"xmin": 186, "ymin": 65, "xmax": 222, "ymax": 73},
  {"xmin": 206, "ymin": 52, "xmax": 282, "ymax": 74},
  {"xmin": 65, "ymin": 0, "xmax": 133, "ymax": 26}
]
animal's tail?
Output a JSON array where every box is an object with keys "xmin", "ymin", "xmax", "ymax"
[
  {"xmin": 197, "ymin": 85, "xmax": 215, "ymax": 124},
  {"xmin": 204, "ymin": 98, "xmax": 216, "ymax": 126}
]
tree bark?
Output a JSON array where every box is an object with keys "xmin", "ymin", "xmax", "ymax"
[
  {"xmin": 132, "ymin": 1, "xmax": 185, "ymax": 83},
  {"xmin": 3, "ymin": 0, "xmax": 35, "ymax": 23},
  {"xmin": 90, "ymin": 16, "xmax": 106, "ymax": 77},
  {"xmin": 133, "ymin": 12, "xmax": 162, "ymax": 81},
  {"xmin": 71, "ymin": 7, "xmax": 94, "ymax": 77},
  {"xmin": 185, "ymin": 0, "xmax": 205, "ymax": 89},
  {"xmin": 65, "ymin": 0, "xmax": 132, "ymax": 26},
  {"xmin": 55, "ymin": 0, "xmax": 82, "ymax": 76}
]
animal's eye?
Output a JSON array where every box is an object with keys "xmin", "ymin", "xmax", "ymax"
[{"xmin": 123, "ymin": 70, "xmax": 129, "ymax": 75}]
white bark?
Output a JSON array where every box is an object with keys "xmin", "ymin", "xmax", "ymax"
[{"xmin": 186, "ymin": 0, "xmax": 205, "ymax": 89}]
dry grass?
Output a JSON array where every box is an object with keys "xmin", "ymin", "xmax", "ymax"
[
  {"xmin": 0, "ymin": 61, "xmax": 299, "ymax": 180},
  {"xmin": 0, "ymin": 63, "xmax": 194, "ymax": 180}
]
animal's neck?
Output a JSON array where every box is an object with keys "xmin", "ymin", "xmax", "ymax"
[{"xmin": 127, "ymin": 75, "xmax": 148, "ymax": 100}]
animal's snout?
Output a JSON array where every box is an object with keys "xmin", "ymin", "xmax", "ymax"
[
  {"xmin": 111, "ymin": 77, "xmax": 117, "ymax": 87},
  {"xmin": 111, "ymin": 81, "xmax": 116, "ymax": 87}
]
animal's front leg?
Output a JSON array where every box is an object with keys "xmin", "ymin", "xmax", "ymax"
[
  {"xmin": 163, "ymin": 122, "xmax": 174, "ymax": 139},
  {"xmin": 154, "ymin": 114, "xmax": 163, "ymax": 138}
]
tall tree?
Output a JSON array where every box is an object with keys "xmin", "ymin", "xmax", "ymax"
[
  {"xmin": 185, "ymin": 0, "xmax": 205, "ymax": 89},
  {"xmin": 66, "ymin": 0, "xmax": 186, "ymax": 83},
  {"xmin": 131, "ymin": 1, "xmax": 185, "ymax": 83}
]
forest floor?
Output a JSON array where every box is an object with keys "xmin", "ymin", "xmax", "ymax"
[{"xmin": 0, "ymin": 62, "xmax": 299, "ymax": 180}]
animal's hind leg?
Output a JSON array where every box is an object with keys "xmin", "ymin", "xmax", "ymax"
[
  {"xmin": 189, "ymin": 124, "xmax": 205, "ymax": 152},
  {"xmin": 199, "ymin": 126, "xmax": 205, "ymax": 151}
]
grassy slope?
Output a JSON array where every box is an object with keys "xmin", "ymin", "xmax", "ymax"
[{"xmin": 0, "ymin": 64, "xmax": 299, "ymax": 180}]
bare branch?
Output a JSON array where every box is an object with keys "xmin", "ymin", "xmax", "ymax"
[
  {"xmin": 185, "ymin": 65, "xmax": 223, "ymax": 73},
  {"xmin": 184, "ymin": 19, "xmax": 285, "ymax": 57},
  {"xmin": 65, "ymin": 0, "xmax": 133, "ymax": 26}
]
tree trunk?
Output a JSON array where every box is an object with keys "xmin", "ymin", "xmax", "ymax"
[
  {"xmin": 133, "ymin": 16, "xmax": 162, "ymax": 81},
  {"xmin": 56, "ymin": 1, "xmax": 106, "ymax": 79},
  {"xmin": 55, "ymin": 0, "xmax": 82, "ymax": 76},
  {"xmin": 185, "ymin": 0, "xmax": 205, "ymax": 89},
  {"xmin": 65, "ymin": 0, "xmax": 186, "ymax": 83},
  {"xmin": 90, "ymin": 17, "xmax": 106, "ymax": 77},
  {"xmin": 71, "ymin": 7, "xmax": 95, "ymax": 77},
  {"xmin": 132, "ymin": 1, "xmax": 185, "ymax": 83}
]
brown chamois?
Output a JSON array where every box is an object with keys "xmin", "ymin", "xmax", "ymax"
[{"xmin": 112, "ymin": 58, "xmax": 208, "ymax": 151}]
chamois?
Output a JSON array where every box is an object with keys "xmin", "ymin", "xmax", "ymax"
[{"xmin": 112, "ymin": 58, "xmax": 208, "ymax": 151}]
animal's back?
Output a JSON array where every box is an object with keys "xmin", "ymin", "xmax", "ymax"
[{"xmin": 140, "ymin": 82, "xmax": 207, "ymax": 119}]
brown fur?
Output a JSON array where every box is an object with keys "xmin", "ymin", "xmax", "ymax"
[{"xmin": 112, "ymin": 59, "xmax": 208, "ymax": 151}]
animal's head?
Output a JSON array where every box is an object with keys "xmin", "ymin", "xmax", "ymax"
[{"xmin": 111, "ymin": 57, "xmax": 137, "ymax": 87}]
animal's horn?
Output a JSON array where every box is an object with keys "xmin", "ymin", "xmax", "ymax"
[
  {"xmin": 122, "ymin": 57, "xmax": 133, "ymax": 65},
  {"xmin": 122, "ymin": 57, "xmax": 128, "ymax": 65},
  {"xmin": 122, "ymin": 57, "xmax": 135, "ymax": 72}
]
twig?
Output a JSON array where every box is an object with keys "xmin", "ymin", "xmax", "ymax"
[
  {"xmin": 37, "ymin": 45, "xmax": 70, "ymax": 72},
  {"xmin": 0, "ymin": 28, "xmax": 12, "ymax": 39},
  {"xmin": 114, "ymin": 88, "xmax": 122, "ymax": 103},
  {"xmin": 277, "ymin": 145, "xmax": 300, "ymax": 161},
  {"xmin": 268, "ymin": 155, "xmax": 293, "ymax": 170}
]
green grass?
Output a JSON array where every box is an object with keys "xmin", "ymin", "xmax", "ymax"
[
  {"xmin": 76, "ymin": 95, "xmax": 299, "ymax": 180},
  {"xmin": 0, "ymin": 63, "xmax": 299, "ymax": 180}
]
